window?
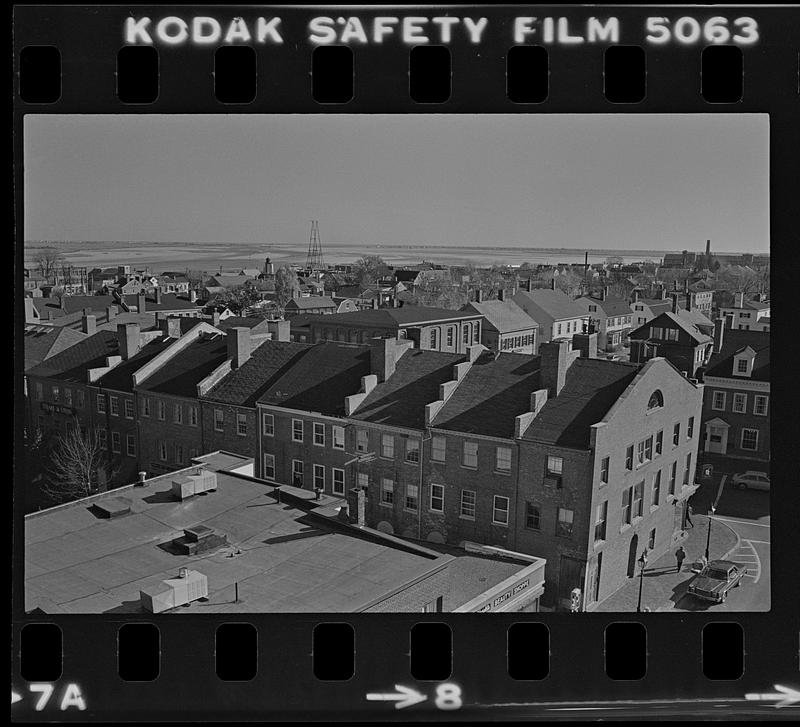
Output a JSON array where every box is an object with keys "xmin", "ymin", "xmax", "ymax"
[
  {"xmin": 655, "ymin": 430, "xmax": 663, "ymax": 456},
  {"xmin": 158, "ymin": 400, "xmax": 166, "ymax": 421},
  {"xmin": 332, "ymin": 425, "xmax": 345, "ymax": 450},
  {"xmin": 557, "ymin": 507, "xmax": 574, "ymax": 537},
  {"xmin": 406, "ymin": 438, "xmax": 420, "ymax": 462},
  {"xmin": 672, "ymin": 422, "xmax": 680, "ymax": 446},
  {"xmin": 262, "ymin": 413, "xmax": 275, "ymax": 436},
  {"xmin": 594, "ymin": 501, "xmax": 607, "ymax": 542},
  {"xmin": 126, "ymin": 435, "xmax": 136, "ymax": 457},
  {"xmin": 600, "ymin": 456, "xmax": 609, "ymax": 484},
  {"xmin": 405, "ymin": 484, "xmax": 419, "ymax": 511},
  {"xmin": 35, "ymin": 382, "xmax": 43, "ymax": 400},
  {"xmin": 647, "ymin": 390, "xmax": 663, "ymax": 410},
  {"xmin": 292, "ymin": 419, "xmax": 303, "ymax": 442},
  {"xmin": 741, "ymin": 428, "xmax": 759, "ymax": 451},
  {"xmin": 357, "ymin": 472, "xmax": 369, "ymax": 492},
  {"xmin": 546, "ymin": 455, "xmax": 563, "ymax": 476},
  {"xmin": 432, "ymin": 436, "xmax": 446, "ymax": 462},
  {"xmin": 622, "ymin": 486, "xmax": 632, "ymax": 525},
  {"xmin": 463, "ymin": 325, "xmax": 470, "ymax": 344},
  {"xmin": 381, "ymin": 434, "xmax": 394, "ymax": 459},
  {"xmin": 737, "ymin": 359, "xmax": 748, "ymax": 373},
  {"xmin": 76, "ymin": 389, "xmax": 85, "ymax": 409},
  {"xmin": 754, "ymin": 395, "xmax": 768, "ymax": 416},
  {"xmin": 648, "ymin": 528, "xmax": 656, "ymax": 551},
  {"xmin": 446, "ymin": 327, "xmax": 454, "ymax": 347},
  {"xmin": 687, "ymin": 416, "xmax": 694, "ymax": 438},
  {"xmin": 313, "ymin": 464, "xmax": 325, "ymax": 491},
  {"xmin": 159, "ymin": 441, "xmax": 167, "ymax": 461},
  {"xmin": 332, "ymin": 468, "xmax": 345, "ymax": 496},
  {"xmin": 652, "ymin": 470, "xmax": 661, "ymax": 507},
  {"xmin": 636, "ymin": 440, "xmax": 645, "ymax": 466},
  {"xmin": 525, "ymin": 502, "xmax": 541, "ymax": 530},
  {"xmin": 625, "ymin": 444, "xmax": 634, "ymax": 471},
  {"xmin": 683, "ymin": 453, "xmax": 692, "ymax": 485},
  {"xmin": 463, "ymin": 441, "xmax": 478, "ymax": 468},
  {"xmin": 142, "ymin": 397, "xmax": 150, "ymax": 417},
  {"xmin": 111, "ymin": 431, "xmax": 121, "ymax": 453},
  {"xmin": 732, "ymin": 393, "xmax": 747, "ymax": 414},
  {"xmin": 313, "ymin": 422, "xmax": 325, "ymax": 446},
  {"xmin": 189, "ymin": 406, "xmax": 198, "ymax": 426},
  {"xmin": 493, "ymin": 495, "xmax": 510, "ymax": 526},
  {"xmin": 460, "ymin": 490, "xmax": 476, "ymax": 519},
  {"xmin": 292, "ymin": 459, "xmax": 304, "ymax": 486},
  {"xmin": 669, "ymin": 461, "xmax": 677, "ymax": 495},
  {"xmin": 430, "ymin": 483, "xmax": 444, "ymax": 512},
  {"xmin": 237, "ymin": 413, "xmax": 247, "ymax": 436},
  {"xmin": 97, "ymin": 394, "xmax": 106, "ymax": 414},
  {"xmin": 214, "ymin": 409, "xmax": 224, "ymax": 431},
  {"xmin": 263, "ymin": 453, "xmax": 276, "ymax": 481},
  {"xmin": 122, "ymin": 399, "xmax": 134, "ymax": 419},
  {"xmin": 557, "ymin": 323, "xmax": 562, "ymax": 335},
  {"xmin": 380, "ymin": 477, "xmax": 394, "ymax": 505},
  {"xmin": 175, "ymin": 445, "xmax": 184, "ymax": 464},
  {"xmin": 430, "ymin": 329, "xmax": 438, "ymax": 348},
  {"xmin": 63, "ymin": 388, "xmax": 72, "ymax": 406},
  {"xmin": 712, "ymin": 391, "xmax": 726, "ymax": 411},
  {"xmin": 172, "ymin": 404, "xmax": 182, "ymax": 424},
  {"xmin": 496, "ymin": 446, "xmax": 512, "ymax": 472},
  {"xmin": 633, "ymin": 481, "xmax": 644, "ymax": 518},
  {"xmin": 109, "ymin": 396, "xmax": 119, "ymax": 416},
  {"xmin": 356, "ymin": 429, "xmax": 368, "ymax": 452},
  {"xmin": 473, "ymin": 322, "xmax": 480, "ymax": 342}
]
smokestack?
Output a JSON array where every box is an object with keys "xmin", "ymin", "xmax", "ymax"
[
  {"xmin": 227, "ymin": 327, "xmax": 251, "ymax": 369},
  {"xmin": 571, "ymin": 331, "xmax": 598, "ymax": 359},
  {"xmin": 498, "ymin": 288, "xmax": 506, "ymax": 302},
  {"xmin": 106, "ymin": 305, "xmax": 117, "ymax": 322},
  {"xmin": 372, "ymin": 297, "xmax": 379, "ymax": 309},
  {"xmin": 734, "ymin": 291, "xmax": 745, "ymax": 308},
  {"xmin": 189, "ymin": 290, "xmax": 197, "ymax": 303},
  {"xmin": 706, "ymin": 239, "xmax": 711, "ymax": 257},
  {"xmin": 713, "ymin": 318, "xmax": 725, "ymax": 353},
  {"xmin": 164, "ymin": 317, "xmax": 182, "ymax": 339},
  {"xmin": 540, "ymin": 339, "xmax": 576, "ymax": 398},
  {"xmin": 117, "ymin": 322, "xmax": 141, "ymax": 360},
  {"xmin": 81, "ymin": 314, "xmax": 96, "ymax": 335},
  {"xmin": 670, "ymin": 293, "xmax": 679, "ymax": 314},
  {"xmin": 370, "ymin": 337, "xmax": 404, "ymax": 382},
  {"xmin": 550, "ymin": 277, "xmax": 556, "ymax": 291},
  {"xmin": 475, "ymin": 289, "xmax": 483, "ymax": 303},
  {"xmin": 137, "ymin": 293, "xmax": 146, "ymax": 313},
  {"xmin": 155, "ymin": 287, "xmax": 163, "ymax": 305},
  {"xmin": 685, "ymin": 292, "xmax": 692, "ymax": 312},
  {"xmin": 632, "ymin": 289, "xmax": 640, "ymax": 302}
]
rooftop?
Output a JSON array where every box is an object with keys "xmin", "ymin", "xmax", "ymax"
[
  {"xmin": 513, "ymin": 289, "xmax": 587, "ymax": 322},
  {"xmin": 308, "ymin": 306, "xmax": 482, "ymax": 329},
  {"xmin": 464, "ymin": 300, "xmax": 537, "ymax": 334},
  {"xmin": 95, "ymin": 338, "xmax": 176, "ymax": 393},
  {"xmin": 23, "ymin": 325, "xmax": 86, "ymax": 371},
  {"xmin": 705, "ymin": 329, "xmax": 770, "ymax": 381},
  {"xmin": 286, "ymin": 296, "xmax": 337, "ymax": 310},
  {"xmin": 432, "ymin": 352, "xmax": 541, "ymax": 438},
  {"xmin": 350, "ymin": 348, "xmax": 465, "ymax": 429},
  {"xmin": 26, "ymin": 330, "xmax": 120, "ymax": 384}
]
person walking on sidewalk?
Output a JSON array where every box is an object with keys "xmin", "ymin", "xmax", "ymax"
[
  {"xmin": 685, "ymin": 504, "xmax": 694, "ymax": 528},
  {"xmin": 675, "ymin": 546, "xmax": 686, "ymax": 573}
]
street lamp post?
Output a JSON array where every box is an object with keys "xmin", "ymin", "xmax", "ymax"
[
  {"xmin": 705, "ymin": 504, "xmax": 717, "ymax": 561},
  {"xmin": 636, "ymin": 549, "xmax": 649, "ymax": 613}
]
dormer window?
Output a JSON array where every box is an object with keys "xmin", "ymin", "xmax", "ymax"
[
  {"xmin": 647, "ymin": 390, "xmax": 664, "ymax": 411},
  {"xmin": 732, "ymin": 347, "xmax": 756, "ymax": 377}
]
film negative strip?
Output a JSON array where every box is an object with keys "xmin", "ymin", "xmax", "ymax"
[{"xmin": 12, "ymin": 2, "xmax": 799, "ymax": 721}]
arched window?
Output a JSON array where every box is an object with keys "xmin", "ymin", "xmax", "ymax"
[{"xmin": 647, "ymin": 390, "xmax": 664, "ymax": 411}]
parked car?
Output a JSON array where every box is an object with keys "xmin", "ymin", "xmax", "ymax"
[
  {"xmin": 732, "ymin": 471, "xmax": 770, "ymax": 491},
  {"xmin": 687, "ymin": 560, "xmax": 747, "ymax": 603}
]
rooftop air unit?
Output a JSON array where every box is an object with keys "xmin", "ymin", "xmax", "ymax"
[
  {"xmin": 171, "ymin": 469, "xmax": 218, "ymax": 501},
  {"xmin": 139, "ymin": 569, "xmax": 209, "ymax": 613}
]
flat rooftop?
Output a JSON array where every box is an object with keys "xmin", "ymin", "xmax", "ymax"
[{"xmin": 24, "ymin": 454, "xmax": 534, "ymax": 613}]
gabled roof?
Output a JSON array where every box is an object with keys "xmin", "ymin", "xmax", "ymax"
[
  {"xmin": 26, "ymin": 331, "xmax": 119, "ymax": 384},
  {"xmin": 308, "ymin": 306, "xmax": 482, "ymax": 328},
  {"xmin": 30, "ymin": 295, "xmax": 117, "ymax": 318},
  {"xmin": 630, "ymin": 312, "xmax": 712, "ymax": 345},
  {"xmin": 512, "ymin": 289, "xmax": 587, "ymax": 323},
  {"xmin": 351, "ymin": 349, "xmax": 465, "ymax": 429},
  {"xmin": 257, "ymin": 342, "xmax": 372, "ymax": 416},
  {"xmin": 204, "ymin": 340, "xmax": 311, "ymax": 407},
  {"xmin": 578, "ymin": 296, "xmax": 632, "ymax": 317},
  {"xmin": 524, "ymin": 359, "xmax": 640, "ymax": 448},
  {"xmin": 432, "ymin": 352, "xmax": 541, "ymax": 438},
  {"xmin": 207, "ymin": 274, "xmax": 257, "ymax": 288},
  {"xmin": 704, "ymin": 329, "xmax": 769, "ymax": 381},
  {"xmin": 285, "ymin": 296, "xmax": 337, "ymax": 310},
  {"xmin": 95, "ymin": 338, "xmax": 176, "ymax": 392},
  {"xmin": 463, "ymin": 300, "xmax": 537, "ymax": 334},
  {"xmin": 123, "ymin": 293, "xmax": 201, "ymax": 312},
  {"xmin": 24, "ymin": 326, "xmax": 87, "ymax": 371},
  {"xmin": 137, "ymin": 334, "xmax": 230, "ymax": 397}
]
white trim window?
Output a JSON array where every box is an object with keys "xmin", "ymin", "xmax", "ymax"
[
  {"xmin": 263, "ymin": 453, "xmax": 276, "ymax": 481},
  {"xmin": 380, "ymin": 477, "xmax": 394, "ymax": 506},
  {"xmin": 142, "ymin": 397, "xmax": 150, "ymax": 417},
  {"xmin": 492, "ymin": 495, "xmax": 510, "ymax": 526},
  {"xmin": 332, "ymin": 425, "xmax": 345, "ymax": 450},
  {"xmin": 313, "ymin": 464, "xmax": 325, "ymax": 491},
  {"xmin": 356, "ymin": 429, "xmax": 369, "ymax": 453},
  {"xmin": 405, "ymin": 438, "xmax": 420, "ymax": 463},
  {"xmin": 313, "ymin": 422, "xmax": 325, "ymax": 447},
  {"xmin": 381, "ymin": 434, "xmax": 394, "ymax": 459},
  {"xmin": 292, "ymin": 459, "xmax": 304, "ymax": 486},
  {"xmin": 126, "ymin": 434, "xmax": 136, "ymax": 457},
  {"xmin": 429, "ymin": 483, "xmax": 444, "ymax": 512},
  {"xmin": 158, "ymin": 400, "xmax": 166, "ymax": 421},
  {"xmin": 262, "ymin": 412, "xmax": 275, "ymax": 436},
  {"xmin": 292, "ymin": 418, "xmax": 304, "ymax": 442},
  {"xmin": 159, "ymin": 441, "xmax": 167, "ymax": 461},
  {"xmin": 110, "ymin": 396, "xmax": 119, "ymax": 416},
  {"xmin": 740, "ymin": 428, "xmax": 759, "ymax": 451},
  {"xmin": 460, "ymin": 489, "xmax": 476, "ymax": 519},
  {"xmin": 236, "ymin": 413, "xmax": 247, "ymax": 436},
  {"xmin": 754, "ymin": 395, "xmax": 768, "ymax": 416},
  {"xmin": 712, "ymin": 390, "xmax": 726, "ymax": 411},
  {"xmin": 332, "ymin": 468, "xmax": 345, "ymax": 496},
  {"xmin": 173, "ymin": 404, "xmax": 182, "ymax": 424},
  {"xmin": 214, "ymin": 408, "xmax": 224, "ymax": 432},
  {"xmin": 123, "ymin": 399, "xmax": 134, "ymax": 419},
  {"xmin": 431, "ymin": 436, "xmax": 446, "ymax": 462},
  {"xmin": 732, "ymin": 393, "xmax": 747, "ymax": 414},
  {"xmin": 405, "ymin": 484, "xmax": 419, "ymax": 511},
  {"xmin": 462, "ymin": 441, "xmax": 478, "ymax": 468},
  {"xmin": 496, "ymin": 446, "xmax": 512, "ymax": 472},
  {"xmin": 111, "ymin": 431, "xmax": 121, "ymax": 453},
  {"xmin": 97, "ymin": 394, "xmax": 106, "ymax": 414}
]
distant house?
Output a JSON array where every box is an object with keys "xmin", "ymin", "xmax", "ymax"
[
  {"xmin": 718, "ymin": 292, "xmax": 770, "ymax": 332},
  {"xmin": 462, "ymin": 292, "xmax": 538, "ymax": 353},
  {"xmin": 575, "ymin": 289, "xmax": 633, "ymax": 352},
  {"xmin": 511, "ymin": 288, "xmax": 589, "ymax": 344},
  {"xmin": 284, "ymin": 295, "xmax": 338, "ymax": 318}
]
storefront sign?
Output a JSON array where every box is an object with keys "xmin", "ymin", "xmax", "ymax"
[
  {"xmin": 475, "ymin": 578, "xmax": 530, "ymax": 612},
  {"xmin": 40, "ymin": 402, "xmax": 75, "ymax": 416}
]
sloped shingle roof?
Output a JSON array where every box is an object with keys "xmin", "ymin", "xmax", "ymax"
[
  {"xmin": 464, "ymin": 300, "xmax": 537, "ymax": 334},
  {"xmin": 705, "ymin": 329, "xmax": 770, "ymax": 381}
]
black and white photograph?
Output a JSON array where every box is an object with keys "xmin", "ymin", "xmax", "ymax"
[{"xmin": 22, "ymin": 112, "xmax": 770, "ymax": 615}]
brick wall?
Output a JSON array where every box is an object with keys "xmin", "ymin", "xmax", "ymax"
[
  {"xmin": 365, "ymin": 566, "xmax": 449, "ymax": 612},
  {"xmin": 136, "ymin": 392, "xmax": 203, "ymax": 475},
  {"xmin": 200, "ymin": 401, "xmax": 258, "ymax": 458}
]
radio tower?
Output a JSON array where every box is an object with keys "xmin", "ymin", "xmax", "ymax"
[{"xmin": 305, "ymin": 220, "xmax": 325, "ymax": 272}]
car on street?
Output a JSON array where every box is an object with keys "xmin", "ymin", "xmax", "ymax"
[
  {"xmin": 732, "ymin": 471, "xmax": 770, "ymax": 491},
  {"xmin": 687, "ymin": 560, "xmax": 747, "ymax": 603}
]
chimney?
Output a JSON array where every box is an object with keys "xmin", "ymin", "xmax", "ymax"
[
  {"xmin": 117, "ymin": 322, "xmax": 141, "ymax": 360},
  {"xmin": 392, "ymin": 295, "xmax": 400, "ymax": 308},
  {"xmin": 137, "ymin": 293, "xmax": 146, "ymax": 313},
  {"xmin": 571, "ymin": 331, "xmax": 598, "ymax": 359},
  {"xmin": 670, "ymin": 292, "xmax": 679, "ymax": 314},
  {"xmin": 673, "ymin": 279, "xmax": 679, "ymax": 292},
  {"xmin": 632, "ymin": 289, "xmax": 640, "ymax": 302},
  {"xmin": 540, "ymin": 339, "xmax": 576, "ymax": 398},
  {"xmin": 713, "ymin": 318, "xmax": 725, "ymax": 353},
  {"xmin": 166, "ymin": 317, "xmax": 182, "ymax": 339},
  {"xmin": 734, "ymin": 291, "xmax": 745, "ymax": 308},
  {"xmin": 155, "ymin": 286, "xmax": 163, "ymax": 305},
  {"xmin": 660, "ymin": 284, "xmax": 668, "ymax": 300},
  {"xmin": 106, "ymin": 305, "xmax": 117, "ymax": 322},
  {"xmin": 475, "ymin": 289, "xmax": 483, "ymax": 303},
  {"xmin": 369, "ymin": 337, "xmax": 403, "ymax": 382},
  {"xmin": 81, "ymin": 314, "xmax": 96, "ymax": 335},
  {"xmin": 498, "ymin": 288, "xmax": 506, "ymax": 302},
  {"xmin": 356, "ymin": 487, "xmax": 366, "ymax": 526},
  {"xmin": 599, "ymin": 286, "xmax": 607, "ymax": 302},
  {"xmin": 227, "ymin": 327, "xmax": 251, "ymax": 369},
  {"xmin": 135, "ymin": 471, "xmax": 148, "ymax": 487},
  {"xmin": 266, "ymin": 319, "xmax": 290, "ymax": 342},
  {"xmin": 189, "ymin": 290, "xmax": 197, "ymax": 303},
  {"xmin": 60, "ymin": 296, "xmax": 67, "ymax": 310},
  {"xmin": 550, "ymin": 278, "xmax": 556, "ymax": 291},
  {"xmin": 706, "ymin": 239, "xmax": 711, "ymax": 257},
  {"xmin": 212, "ymin": 310, "xmax": 221, "ymax": 327},
  {"xmin": 685, "ymin": 292, "xmax": 692, "ymax": 312}
]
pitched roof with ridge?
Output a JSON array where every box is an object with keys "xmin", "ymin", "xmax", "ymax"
[
  {"xmin": 309, "ymin": 306, "xmax": 482, "ymax": 329},
  {"xmin": 24, "ymin": 326, "xmax": 87, "ymax": 371},
  {"xmin": 463, "ymin": 300, "xmax": 538, "ymax": 334},
  {"xmin": 432, "ymin": 352, "xmax": 542, "ymax": 438},
  {"xmin": 705, "ymin": 329, "xmax": 770, "ymax": 381},
  {"xmin": 95, "ymin": 338, "xmax": 176, "ymax": 392},
  {"xmin": 513, "ymin": 289, "xmax": 587, "ymax": 322},
  {"xmin": 26, "ymin": 330, "xmax": 120, "ymax": 384}
]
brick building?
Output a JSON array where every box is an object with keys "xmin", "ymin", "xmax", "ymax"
[
  {"xmin": 699, "ymin": 324, "xmax": 770, "ymax": 475},
  {"xmin": 718, "ymin": 292, "xmax": 771, "ymax": 332}
]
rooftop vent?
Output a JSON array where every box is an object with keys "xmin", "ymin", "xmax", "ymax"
[
  {"xmin": 92, "ymin": 497, "xmax": 132, "ymax": 519},
  {"xmin": 169, "ymin": 524, "xmax": 228, "ymax": 556},
  {"xmin": 171, "ymin": 470, "xmax": 218, "ymax": 501}
]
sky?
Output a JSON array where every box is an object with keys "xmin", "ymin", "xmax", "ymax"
[{"xmin": 24, "ymin": 114, "xmax": 769, "ymax": 253}]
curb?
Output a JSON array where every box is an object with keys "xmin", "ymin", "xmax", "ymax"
[{"xmin": 718, "ymin": 517, "xmax": 742, "ymax": 561}]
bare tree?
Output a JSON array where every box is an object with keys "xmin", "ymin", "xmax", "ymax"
[
  {"xmin": 274, "ymin": 265, "xmax": 300, "ymax": 308},
  {"xmin": 34, "ymin": 246, "xmax": 64, "ymax": 282},
  {"xmin": 42, "ymin": 425, "xmax": 109, "ymax": 505},
  {"xmin": 354, "ymin": 255, "xmax": 390, "ymax": 288}
]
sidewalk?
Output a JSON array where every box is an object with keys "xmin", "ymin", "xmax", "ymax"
[{"xmin": 593, "ymin": 515, "xmax": 739, "ymax": 613}]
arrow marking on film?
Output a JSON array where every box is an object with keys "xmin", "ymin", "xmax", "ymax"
[
  {"xmin": 745, "ymin": 685, "xmax": 800, "ymax": 708},
  {"xmin": 366, "ymin": 684, "xmax": 427, "ymax": 709},
  {"xmin": 11, "ymin": 691, "xmax": 22, "ymax": 705}
]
